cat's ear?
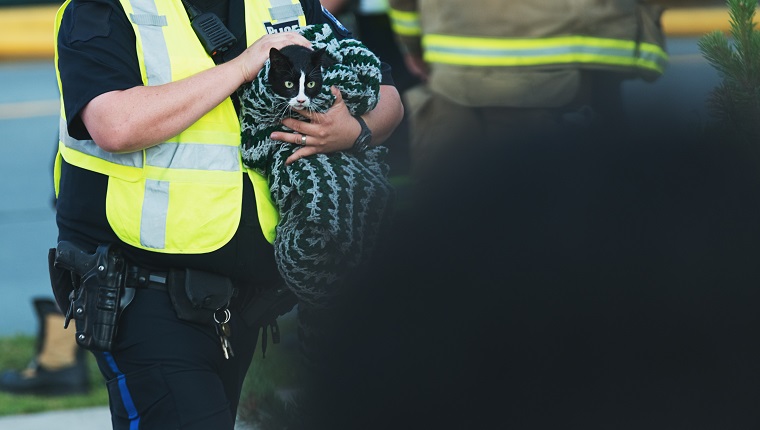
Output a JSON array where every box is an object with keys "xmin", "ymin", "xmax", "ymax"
[
  {"xmin": 269, "ymin": 47, "xmax": 289, "ymax": 69},
  {"xmin": 312, "ymin": 48, "xmax": 336, "ymax": 70}
]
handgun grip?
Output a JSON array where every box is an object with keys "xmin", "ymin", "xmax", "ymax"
[{"xmin": 54, "ymin": 241, "xmax": 97, "ymax": 275}]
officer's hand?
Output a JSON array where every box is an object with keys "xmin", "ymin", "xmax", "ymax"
[
  {"xmin": 271, "ymin": 87, "xmax": 362, "ymax": 165},
  {"xmin": 236, "ymin": 32, "xmax": 311, "ymax": 82}
]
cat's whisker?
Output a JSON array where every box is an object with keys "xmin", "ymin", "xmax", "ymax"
[
  {"xmin": 286, "ymin": 106, "xmax": 296, "ymax": 120},
  {"xmin": 308, "ymin": 107, "xmax": 322, "ymax": 124},
  {"xmin": 274, "ymin": 102, "xmax": 291, "ymax": 121}
]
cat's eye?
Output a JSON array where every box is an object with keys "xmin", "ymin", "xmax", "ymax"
[
  {"xmin": 307, "ymin": 81, "xmax": 316, "ymax": 89},
  {"xmin": 284, "ymin": 81, "xmax": 294, "ymax": 89}
]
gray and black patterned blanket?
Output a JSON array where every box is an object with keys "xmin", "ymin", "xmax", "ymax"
[{"xmin": 238, "ymin": 24, "xmax": 394, "ymax": 307}]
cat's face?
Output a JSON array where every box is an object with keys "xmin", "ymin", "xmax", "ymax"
[{"xmin": 268, "ymin": 46, "xmax": 333, "ymax": 110}]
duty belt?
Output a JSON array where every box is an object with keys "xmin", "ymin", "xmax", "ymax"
[{"xmin": 124, "ymin": 264, "xmax": 169, "ymax": 291}]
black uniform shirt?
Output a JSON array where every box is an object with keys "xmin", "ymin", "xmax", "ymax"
[{"xmin": 56, "ymin": 0, "xmax": 393, "ymax": 284}]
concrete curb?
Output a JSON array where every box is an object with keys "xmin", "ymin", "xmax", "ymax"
[
  {"xmin": 0, "ymin": 406, "xmax": 257, "ymax": 429},
  {"xmin": 0, "ymin": 5, "xmax": 748, "ymax": 60},
  {"xmin": 0, "ymin": 406, "xmax": 111, "ymax": 430}
]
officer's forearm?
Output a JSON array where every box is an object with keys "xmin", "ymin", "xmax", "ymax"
[
  {"xmin": 81, "ymin": 60, "xmax": 247, "ymax": 153},
  {"xmin": 362, "ymin": 84, "xmax": 404, "ymax": 147}
]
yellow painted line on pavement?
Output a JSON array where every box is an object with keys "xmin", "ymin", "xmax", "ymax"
[
  {"xmin": 0, "ymin": 4, "xmax": 58, "ymax": 60},
  {"xmin": 662, "ymin": 7, "xmax": 739, "ymax": 36},
  {"xmin": 0, "ymin": 99, "xmax": 59, "ymax": 119}
]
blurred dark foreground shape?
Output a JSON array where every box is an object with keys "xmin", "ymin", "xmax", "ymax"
[{"xmin": 304, "ymin": 119, "xmax": 760, "ymax": 429}]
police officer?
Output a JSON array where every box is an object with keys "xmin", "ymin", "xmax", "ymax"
[
  {"xmin": 388, "ymin": 0, "xmax": 669, "ymax": 176},
  {"xmin": 53, "ymin": 0, "xmax": 403, "ymax": 428}
]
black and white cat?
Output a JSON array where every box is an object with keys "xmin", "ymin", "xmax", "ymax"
[
  {"xmin": 238, "ymin": 24, "xmax": 391, "ymax": 309},
  {"xmin": 267, "ymin": 46, "xmax": 335, "ymax": 111}
]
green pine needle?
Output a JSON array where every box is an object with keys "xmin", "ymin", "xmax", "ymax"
[{"xmin": 698, "ymin": 0, "xmax": 760, "ymax": 143}]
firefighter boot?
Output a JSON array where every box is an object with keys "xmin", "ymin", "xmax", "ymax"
[{"xmin": 0, "ymin": 297, "xmax": 90, "ymax": 395}]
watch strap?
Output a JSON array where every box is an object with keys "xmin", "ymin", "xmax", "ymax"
[{"xmin": 351, "ymin": 115, "xmax": 372, "ymax": 153}]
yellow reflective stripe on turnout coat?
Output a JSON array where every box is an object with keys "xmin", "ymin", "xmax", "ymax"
[{"xmin": 53, "ymin": 0, "xmax": 306, "ymax": 253}]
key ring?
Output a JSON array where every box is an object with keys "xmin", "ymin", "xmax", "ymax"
[{"xmin": 214, "ymin": 308, "xmax": 231, "ymax": 325}]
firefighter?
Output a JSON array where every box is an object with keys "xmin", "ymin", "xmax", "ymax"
[{"xmin": 388, "ymin": 0, "xmax": 668, "ymax": 176}]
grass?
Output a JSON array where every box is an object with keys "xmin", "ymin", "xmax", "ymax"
[
  {"xmin": 237, "ymin": 312, "xmax": 306, "ymax": 429},
  {"xmin": 0, "ymin": 334, "xmax": 109, "ymax": 416}
]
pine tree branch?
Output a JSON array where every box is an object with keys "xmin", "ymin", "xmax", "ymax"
[{"xmin": 698, "ymin": 0, "xmax": 760, "ymax": 143}]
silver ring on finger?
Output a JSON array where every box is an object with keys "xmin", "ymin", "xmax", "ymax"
[{"xmin": 300, "ymin": 134, "xmax": 307, "ymax": 145}]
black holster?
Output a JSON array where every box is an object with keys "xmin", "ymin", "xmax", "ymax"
[
  {"xmin": 242, "ymin": 283, "xmax": 297, "ymax": 357},
  {"xmin": 50, "ymin": 241, "xmax": 133, "ymax": 352}
]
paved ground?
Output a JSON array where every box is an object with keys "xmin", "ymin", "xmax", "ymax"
[
  {"xmin": 0, "ymin": 406, "xmax": 257, "ymax": 429},
  {"xmin": 0, "ymin": 407, "xmax": 111, "ymax": 430},
  {"xmin": 0, "ymin": 60, "xmax": 59, "ymax": 337}
]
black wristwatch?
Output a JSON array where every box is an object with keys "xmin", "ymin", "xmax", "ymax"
[{"xmin": 351, "ymin": 115, "xmax": 372, "ymax": 153}]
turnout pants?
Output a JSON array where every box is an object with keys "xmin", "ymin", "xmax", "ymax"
[{"xmin": 404, "ymin": 71, "xmax": 625, "ymax": 178}]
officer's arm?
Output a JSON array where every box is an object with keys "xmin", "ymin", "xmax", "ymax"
[
  {"xmin": 320, "ymin": 0, "xmax": 348, "ymax": 14},
  {"xmin": 364, "ymin": 84, "xmax": 404, "ymax": 146},
  {"xmin": 82, "ymin": 32, "xmax": 310, "ymax": 153},
  {"xmin": 82, "ymin": 62, "xmax": 245, "ymax": 153}
]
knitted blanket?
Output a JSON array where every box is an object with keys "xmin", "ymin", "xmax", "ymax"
[{"xmin": 239, "ymin": 24, "xmax": 394, "ymax": 307}]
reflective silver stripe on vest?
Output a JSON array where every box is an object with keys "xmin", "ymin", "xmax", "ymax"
[
  {"xmin": 141, "ymin": 179, "xmax": 169, "ymax": 249},
  {"xmin": 129, "ymin": 13, "xmax": 167, "ymax": 26},
  {"xmin": 59, "ymin": 117, "xmax": 143, "ymax": 167},
  {"xmin": 145, "ymin": 143, "xmax": 241, "ymax": 171},
  {"xmin": 269, "ymin": 0, "xmax": 302, "ymax": 21},
  {"xmin": 127, "ymin": 0, "xmax": 241, "ymax": 248},
  {"xmin": 128, "ymin": 0, "xmax": 171, "ymax": 85},
  {"xmin": 270, "ymin": 4, "xmax": 302, "ymax": 20},
  {"xmin": 60, "ymin": 115, "xmax": 240, "ymax": 171}
]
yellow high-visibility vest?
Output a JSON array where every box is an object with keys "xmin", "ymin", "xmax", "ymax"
[{"xmin": 53, "ymin": 0, "xmax": 306, "ymax": 253}]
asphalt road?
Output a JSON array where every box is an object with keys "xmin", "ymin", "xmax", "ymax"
[
  {"xmin": 0, "ymin": 37, "xmax": 720, "ymax": 336},
  {"xmin": 0, "ymin": 59, "xmax": 59, "ymax": 336}
]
